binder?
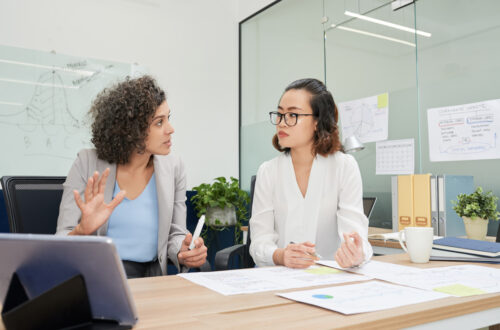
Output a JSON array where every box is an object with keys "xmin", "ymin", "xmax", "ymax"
[
  {"xmin": 397, "ymin": 175, "xmax": 414, "ymax": 230},
  {"xmin": 437, "ymin": 175, "xmax": 474, "ymax": 237},
  {"xmin": 430, "ymin": 175, "xmax": 439, "ymax": 235},
  {"xmin": 413, "ymin": 174, "xmax": 432, "ymax": 227},
  {"xmin": 391, "ymin": 176, "xmax": 398, "ymax": 232}
]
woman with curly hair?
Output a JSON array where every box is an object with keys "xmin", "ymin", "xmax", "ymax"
[
  {"xmin": 56, "ymin": 75, "xmax": 207, "ymax": 278},
  {"xmin": 249, "ymin": 78, "xmax": 372, "ymax": 269}
]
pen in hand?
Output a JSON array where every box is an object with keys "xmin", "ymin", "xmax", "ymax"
[{"xmin": 290, "ymin": 241, "xmax": 322, "ymax": 260}]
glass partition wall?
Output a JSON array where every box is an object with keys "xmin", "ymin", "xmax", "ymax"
[{"xmin": 240, "ymin": 0, "xmax": 500, "ymax": 235}]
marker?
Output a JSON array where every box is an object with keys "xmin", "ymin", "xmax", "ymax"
[{"xmin": 189, "ymin": 215, "xmax": 205, "ymax": 250}]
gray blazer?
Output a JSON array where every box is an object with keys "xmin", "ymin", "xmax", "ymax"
[{"xmin": 56, "ymin": 149, "xmax": 188, "ymax": 275}]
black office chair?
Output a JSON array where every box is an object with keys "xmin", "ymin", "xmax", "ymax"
[
  {"xmin": 1, "ymin": 176, "xmax": 66, "ymax": 234},
  {"xmin": 214, "ymin": 175, "xmax": 256, "ymax": 270}
]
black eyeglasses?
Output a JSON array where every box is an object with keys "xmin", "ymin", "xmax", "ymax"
[{"xmin": 269, "ymin": 111, "xmax": 315, "ymax": 127}]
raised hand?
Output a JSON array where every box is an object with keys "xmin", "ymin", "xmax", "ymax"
[
  {"xmin": 177, "ymin": 233, "xmax": 208, "ymax": 268},
  {"xmin": 334, "ymin": 232, "xmax": 364, "ymax": 268},
  {"xmin": 70, "ymin": 168, "xmax": 126, "ymax": 235}
]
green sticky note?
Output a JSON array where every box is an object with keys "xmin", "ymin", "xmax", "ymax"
[
  {"xmin": 305, "ymin": 267, "xmax": 342, "ymax": 275},
  {"xmin": 377, "ymin": 93, "xmax": 388, "ymax": 108},
  {"xmin": 433, "ymin": 284, "xmax": 486, "ymax": 297}
]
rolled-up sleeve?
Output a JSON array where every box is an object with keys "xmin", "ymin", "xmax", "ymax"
[
  {"xmin": 249, "ymin": 161, "xmax": 279, "ymax": 267},
  {"xmin": 336, "ymin": 155, "xmax": 373, "ymax": 263}
]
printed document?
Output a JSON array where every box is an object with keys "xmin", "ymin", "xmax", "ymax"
[
  {"xmin": 178, "ymin": 265, "xmax": 371, "ymax": 295},
  {"xmin": 278, "ymin": 281, "xmax": 448, "ymax": 314},
  {"xmin": 376, "ymin": 138, "xmax": 415, "ymax": 175}
]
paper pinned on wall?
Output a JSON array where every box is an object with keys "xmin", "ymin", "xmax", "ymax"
[
  {"xmin": 376, "ymin": 138, "xmax": 415, "ymax": 175},
  {"xmin": 427, "ymin": 99, "xmax": 500, "ymax": 162},
  {"xmin": 338, "ymin": 93, "xmax": 389, "ymax": 143}
]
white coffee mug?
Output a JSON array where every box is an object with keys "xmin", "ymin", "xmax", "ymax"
[{"xmin": 398, "ymin": 227, "xmax": 434, "ymax": 263}]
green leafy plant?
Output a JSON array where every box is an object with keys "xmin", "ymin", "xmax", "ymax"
[
  {"xmin": 452, "ymin": 187, "xmax": 500, "ymax": 221},
  {"xmin": 191, "ymin": 177, "xmax": 250, "ymax": 243}
]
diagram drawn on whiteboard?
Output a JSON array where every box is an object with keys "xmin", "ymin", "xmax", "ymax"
[
  {"xmin": 427, "ymin": 99, "xmax": 500, "ymax": 162},
  {"xmin": 0, "ymin": 45, "xmax": 132, "ymax": 176},
  {"xmin": 338, "ymin": 93, "xmax": 389, "ymax": 143}
]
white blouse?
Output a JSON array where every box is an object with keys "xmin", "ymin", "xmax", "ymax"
[{"xmin": 249, "ymin": 152, "xmax": 373, "ymax": 267}]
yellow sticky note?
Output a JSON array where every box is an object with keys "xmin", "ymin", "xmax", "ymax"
[
  {"xmin": 305, "ymin": 267, "xmax": 342, "ymax": 275},
  {"xmin": 433, "ymin": 284, "xmax": 486, "ymax": 297},
  {"xmin": 377, "ymin": 93, "xmax": 388, "ymax": 108}
]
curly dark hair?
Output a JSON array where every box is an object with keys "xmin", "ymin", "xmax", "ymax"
[
  {"xmin": 272, "ymin": 78, "xmax": 343, "ymax": 156},
  {"xmin": 89, "ymin": 75, "xmax": 166, "ymax": 164}
]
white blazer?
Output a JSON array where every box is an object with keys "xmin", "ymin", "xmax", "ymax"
[
  {"xmin": 56, "ymin": 149, "xmax": 188, "ymax": 274},
  {"xmin": 249, "ymin": 152, "xmax": 373, "ymax": 267}
]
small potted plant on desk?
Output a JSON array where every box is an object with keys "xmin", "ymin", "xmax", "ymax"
[
  {"xmin": 452, "ymin": 187, "xmax": 500, "ymax": 240},
  {"xmin": 191, "ymin": 177, "xmax": 250, "ymax": 261}
]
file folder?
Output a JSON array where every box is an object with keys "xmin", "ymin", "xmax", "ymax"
[
  {"xmin": 397, "ymin": 175, "xmax": 414, "ymax": 230},
  {"xmin": 437, "ymin": 175, "xmax": 474, "ymax": 237},
  {"xmin": 391, "ymin": 176, "xmax": 398, "ymax": 232},
  {"xmin": 413, "ymin": 174, "xmax": 432, "ymax": 227},
  {"xmin": 430, "ymin": 175, "xmax": 439, "ymax": 235}
]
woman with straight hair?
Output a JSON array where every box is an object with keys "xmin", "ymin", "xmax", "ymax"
[{"xmin": 249, "ymin": 78, "xmax": 372, "ymax": 269}]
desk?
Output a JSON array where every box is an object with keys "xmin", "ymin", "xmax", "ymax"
[{"xmin": 127, "ymin": 254, "xmax": 500, "ymax": 329}]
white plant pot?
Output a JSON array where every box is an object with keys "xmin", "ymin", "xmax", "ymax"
[
  {"xmin": 462, "ymin": 216, "xmax": 489, "ymax": 240},
  {"xmin": 206, "ymin": 205, "xmax": 237, "ymax": 227}
]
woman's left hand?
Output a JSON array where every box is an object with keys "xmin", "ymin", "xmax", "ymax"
[
  {"xmin": 334, "ymin": 232, "xmax": 364, "ymax": 268},
  {"xmin": 178, "ymin": 233, "xmax": 208, "ymax": 268}
]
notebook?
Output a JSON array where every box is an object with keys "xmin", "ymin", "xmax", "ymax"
[{"xmin": 433, "ymin": 237, "xmax": 500, "ymax": 257}]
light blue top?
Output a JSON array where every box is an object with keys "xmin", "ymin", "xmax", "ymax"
[{"xmin": 107, "ymin": 173, "xmax": 159, "ymax": 262}]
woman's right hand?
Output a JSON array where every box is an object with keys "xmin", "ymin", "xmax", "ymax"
[
  {"xmin": 70, "ymin": 168, "xmax": 126, "ymax": 235},
  {"xmin": 273, "ymin": 241, "xmax": 318, "ymax": 269}
]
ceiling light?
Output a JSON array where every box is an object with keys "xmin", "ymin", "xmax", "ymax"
[
  {"xmin": 0, "ymin": 101, "xmax": 23, "ymax": 106},
  {"xmin": 344, "ymin": 11, "xmax": 431, "ymax": 37},
  {"xmin": 331, "ymin": 24, "xmax": 416, "ymax": 47},
  {"xmin": 0, "ymin": 59, "xmax": 95, "ymax": 76},
  {"xmin": 0, "ymin": 78, "xmax": 79, "ymax": 89}
]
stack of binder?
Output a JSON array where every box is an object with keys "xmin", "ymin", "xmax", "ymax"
[
  {"xmin": 431, "ymin": 237, "xmax": 500, "ymax": 263},
  {"xmin": 392, "ymin": 174, "xmax": 474, "ymax": 236}
]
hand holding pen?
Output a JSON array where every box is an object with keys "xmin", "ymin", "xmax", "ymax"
[{"xmin": 272, "ymin": 241, "xmax": 320, "ymax": 269}]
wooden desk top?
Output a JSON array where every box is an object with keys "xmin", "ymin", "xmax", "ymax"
[{"xmin": 128, "ymin": 254, "xmax": 500, "ymax": 329}]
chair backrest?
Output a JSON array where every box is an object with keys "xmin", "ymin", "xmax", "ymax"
[{"xmin": 1, "ymin": 176, "xmax": 66, "ymax": 234}]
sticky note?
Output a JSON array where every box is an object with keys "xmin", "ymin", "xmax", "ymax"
[
  {"xmin": 433, "ymin": 284, "xmax": 486, "ymax": 297},
  {"xmin": 305, "ymin": 267, "xmax": 342, "ymax": 275},
  {"xmin": 377, "ymin": 93, "xmax": 388, "ymax": 108}
]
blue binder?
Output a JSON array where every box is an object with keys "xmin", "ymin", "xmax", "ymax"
[{"xmin": 437, "ymin": 175, "xmax": 474, "ymax": 237}]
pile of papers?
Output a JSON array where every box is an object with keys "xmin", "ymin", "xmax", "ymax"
[{"xmin": 179, "ymin": 260, "xmax": 500, "ymax": 315}]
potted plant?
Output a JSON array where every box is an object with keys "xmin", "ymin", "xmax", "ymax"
[
  {"xmin": 452, "ymin": 187, "xmax": 500, "ymax": 240},
  {"xmin": 191, "ymin": 177, "xmax": 250, "ymax": 242}
]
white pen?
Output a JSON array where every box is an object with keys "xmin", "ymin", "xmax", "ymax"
[{"xmin": 189, "ymin": 215, "xmax": 205, "ymax": 250}]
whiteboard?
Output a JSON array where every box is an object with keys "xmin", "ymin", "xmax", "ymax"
[{"xmin": 0, "ymin": 45, "xmax": 132, "ymax": 177}]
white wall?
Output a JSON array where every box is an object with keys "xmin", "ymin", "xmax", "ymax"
[
  {"xmin": 0, "ymin": 0, "xmax": 274, "ymax": 187},
  {"xmin": 0, "ymin": 0, "xmax": 239, "ymax": 188}
]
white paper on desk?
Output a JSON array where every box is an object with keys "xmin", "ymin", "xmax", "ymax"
[
  {"xmin": 318, "ymin": 260, "xmax": 500, "ymax": 297},
  {"xmin": 385, "ymin": 265, "xmax": 500, "ymax": 296},
  {"xmin": 376, "ymin": 139, "xmax": 414, "ymax": 175},
  {"xmin": 317, "ymin": 260, "xmax": 423, "ymax": 280},
  {"xmin": 178, "ymin": 265, "xmax": 371, "ymax": 295},
  {"xmin": 278, "ymin": 281, "xmax": 448, "ymax": 315}
]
